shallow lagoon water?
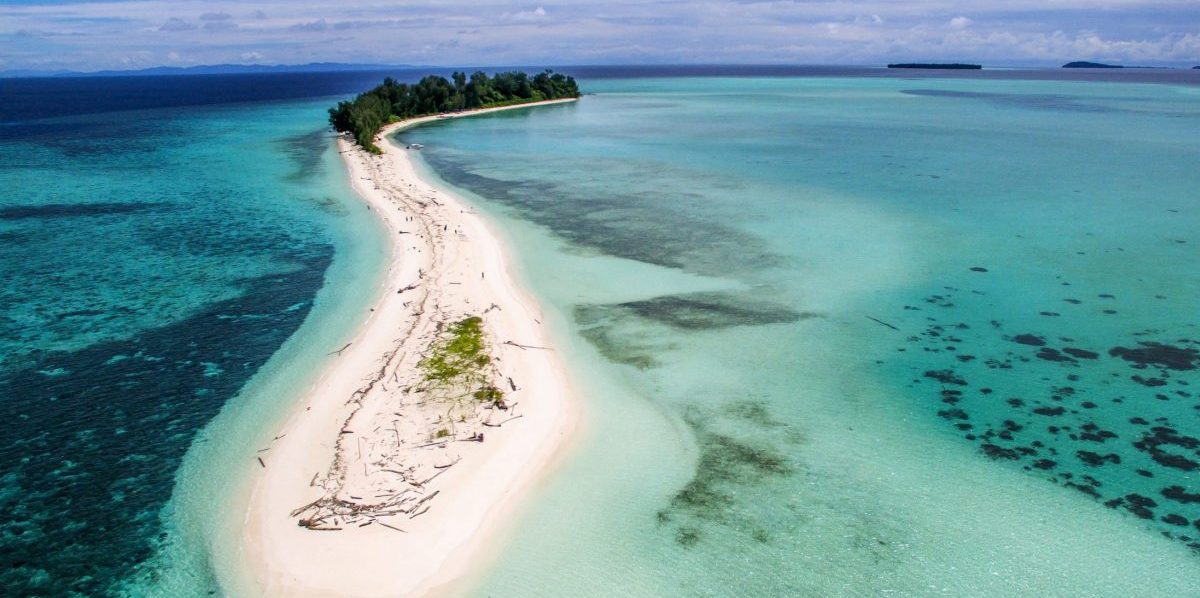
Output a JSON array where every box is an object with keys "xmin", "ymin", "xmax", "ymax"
[
  {"xmin": 404, "ymin": 76, "xmax": 1200, "ymax": 595},
  {"xmin": 3, "ymin": 70, "xmax": 1198, "ymax": 596}
]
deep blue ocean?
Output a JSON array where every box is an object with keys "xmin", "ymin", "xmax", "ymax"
[
  {"xmin": 0, "ymin": 69, "xmax": 414, "ymax": 596},
  {"xmin": 1, "ymin": 66, "xmax": 1198, "ymax": 596}
]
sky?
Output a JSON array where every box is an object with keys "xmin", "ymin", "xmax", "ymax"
[{"xmin": 1, "ymin": 0, "xmax": 1198, "ymax": 71}]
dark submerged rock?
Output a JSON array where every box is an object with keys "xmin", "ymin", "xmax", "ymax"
[
  {"xmin": 1151, "ymin": 452, "xmax": 1199, "ymax": 472},
  {"xmin": 1062, "ymin": 347, "xmax": 1099, "ymax": 359},
  {"xmin": 1076, "ymin": 450, "xmax": 1120, "ymax": 466},
  {"xmin": 1012, "ymin": 334, "xmax": 1047, "ymax": 346},
  {"xmin": 1124, "ymin": 493, "xmax": 1159, "ymax": 519},
  {"xmin": 981, "ymin": 444, "xmax": 1019, "ymax": 460},
  {"xmin": 1131, "ymin": 375, "xmax": 1167, "ymax": 387},
  {"xmin": 1163, "ymin": 514, "xmax": 1190, "ymax": 526},
  {"xmin": 1109, "ymin": 342, "xmax": 1199, "ymax": 370},
  {"xmin": 1162, "ymin": 486, "xmax": 1200, "ymax": 504},
  {"xmin": 924, "ymin": 369, "xmax": 967, "ymax": 385}
]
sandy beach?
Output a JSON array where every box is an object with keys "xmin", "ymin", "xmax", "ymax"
[{"xmin": 240, "ymin": 98, "xmax": 581, "ymax": 597}]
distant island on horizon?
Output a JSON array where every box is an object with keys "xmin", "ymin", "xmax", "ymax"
[
  {"xmin": 887, "ymin": 63, "xmax": 982, "ymax": 70},
  {"xmin": 1063, "ymin": 61, "xmax": 1123, "ymax": 69},
  {"xmin": 1062, "ymin": 61, "xmax": 1190, "ymax": 69},
  {"xmin": 0, "ymin": 62, "xmax": 423, "ymax": 79},
  {"xmin": 6, "ymin": 61, "xmax": 1198, "ymax": 80}
]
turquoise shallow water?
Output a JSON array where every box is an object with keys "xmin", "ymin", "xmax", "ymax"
[
  {"xmin": 0, "ymin": 90, "xmax": 387, "ymax": 595},
  {"xmin": 403, "ymin": 76, "xmax": 1200, "ymax": 595},
  {"xmin": 4, "ymin": 70, "xmax": 1198, "ymax": 596}
]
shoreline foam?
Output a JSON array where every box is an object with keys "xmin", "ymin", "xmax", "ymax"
[{"xmin": 239, "ymin": 98, "xmax": 581, "ymax": 597}]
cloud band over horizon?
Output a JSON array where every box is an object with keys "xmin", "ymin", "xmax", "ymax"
[{"xmin": 2, "ymin": 0, "xmax": 1198, "ymax": 71}]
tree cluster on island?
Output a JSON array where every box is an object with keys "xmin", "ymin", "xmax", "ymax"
[{"xmin": 329, "ymin": 70, "xmax": 581, "ymax": 152}]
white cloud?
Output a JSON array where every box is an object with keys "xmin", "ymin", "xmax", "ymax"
[
  {"xmin": 240, "ymin": 51, "xmax": 264, "ymax": 62},
  {"xmin": 2, "ymin": 0, "xmax": 1199, "ymax": 70},
  {"xmin": 509, "ymin": 6, "xmax": 549, "ymax": 22},
  {"xmin": 947, "ymin": 16, "xmax": 972, "ymax": 29}
]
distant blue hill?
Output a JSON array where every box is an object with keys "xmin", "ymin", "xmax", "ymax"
[{"xmin": 0, "ymin": 63, "xmax": 423, "ymax": 79}]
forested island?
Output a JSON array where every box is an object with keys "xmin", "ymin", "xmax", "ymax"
[
  {"xmin": 1063, "ymin": 61, "xmax": 1122, "ymax": 68},
  {"xmin": 887, "ymin": 63, "xmax": 982, "ymax": 70},
  {"xmin": 329, "ymin": 70, "xmax": 580, "ymax": 152}
]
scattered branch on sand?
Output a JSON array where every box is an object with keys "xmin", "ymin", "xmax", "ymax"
[
  {"xmin": 415, "ymin": 466, "xmax": 452, "ymax": 487},
  {"xmin": 329, "ymin": 342, "xmax": 353, "ymax": 356},
  {"xmin": 294, "ymin": 486, "xmax": 440, "ymax": 530},
  {"xmin": 504, "ymin": 340, "xmax": 551, "ymax": 350},
  {"xmin": 376, "ymin": 520, "xmax": 408, "ymax": 533},
  {"xmin": 482, "ymin": 414, "xmax": 524, "ymax": 428},
  {"xmin": 434, "ymin": 457, "xmax": 464, "ymax": 468}
]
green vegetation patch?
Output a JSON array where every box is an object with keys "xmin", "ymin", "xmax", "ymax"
[{"xmin": 417, "ymin": 316, "xmax": 504, "ymax": 406}]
